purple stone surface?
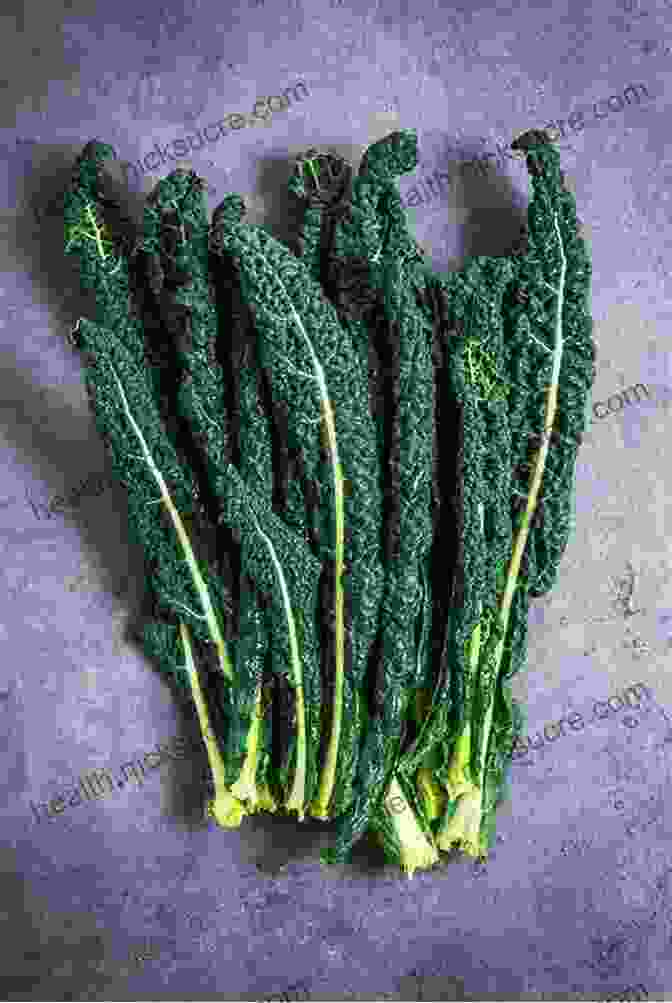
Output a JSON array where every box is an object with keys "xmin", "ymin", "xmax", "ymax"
[{"xmin": 1, "ymin": 0, "xmax": 671, "ymax": 999}]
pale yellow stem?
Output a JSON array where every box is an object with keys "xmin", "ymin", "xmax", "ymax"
[
  {"xmin": 110, "ymin": 363, "xmax": 233, "ymax": 684},
  {"xmin": 311, "ymin": 397, "xmax": 346, "ymax": 819},
  {"xmin": 179, "ymin": 621, "xmax": 245, "ymax": 828},
  {"xmin": 250, "ymin": 513, "xmax": 307, "ymax": 818},
  {"xmin": 480, "ymin": 210, "xmax": 566, "ymax": 780}
]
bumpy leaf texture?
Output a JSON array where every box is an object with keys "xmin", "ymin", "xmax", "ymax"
[
  {"xmin": 503, "ymin": 131, "xmax": 595, "ymax": 600},
  {"xmin": 482, "ymin": 130, "xmax": 594, "ymax": 845},
  {"xmin": 136, "ymin": 165, "xmax": 249, "ymax": 776},
  {"xmin": 67, "ymin": 315, "xmax": 233, "ymax": 690},
  {"xmin": 434, "ymin": 257, "xmax": 515, "ymax": 800},
  {"xmin": 62, "ymin": 126, "xmax": 593, "ymax": 869},
  {"xmin": 314, "ymin": 132, "xmax": 444, "ymax": 862},
  {"xmin": 64, "ymin": 145, "xmax": 325, "ymax": 805},
  {"xmin": 210, "ymin": 195, "xmax": 385, "ymax": 817},
  {"xmin": 434, "ymin": 130, "xmax": 593, "ymax": 850}
]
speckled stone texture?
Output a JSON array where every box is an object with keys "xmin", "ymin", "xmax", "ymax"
[{"xmin": 1, "ymin": 0, "xmax": 672, "ymax": 999}]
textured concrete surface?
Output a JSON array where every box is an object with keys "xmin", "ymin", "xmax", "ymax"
[{"xmin": 1, "ymin": 0, "xmax": 672, "ymax": 999}]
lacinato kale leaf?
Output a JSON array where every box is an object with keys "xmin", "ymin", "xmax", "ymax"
[
  {"xmin": 136, "ymin": 166, "xmax": 281, "ymax": 806},
  {"xmin": 318, "ymin": 131, "xmax": 439, "ymax": 865},
  {"xmin": 433, "ymin": 130, "xmax": 594, "ymax": 858},
  {"xmin": 209, "ymin": 195, "xmax": 385, "ymax": 820},
  {"xmin": 503, "ymin": 131, "xmax": 595, "ymax": 599},
  {"xmin": 69, "ymin": 315, "xmax": 234, "ymax": 682}
]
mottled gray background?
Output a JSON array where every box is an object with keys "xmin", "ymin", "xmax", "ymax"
[{"xmin": 1, "ymin": 0, "xmax": 672, "ymax": 999}]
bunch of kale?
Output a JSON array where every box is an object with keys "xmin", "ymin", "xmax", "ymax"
[{"xmin": 61, "ymin": 127, "xmax": 594, "ymax": 875}]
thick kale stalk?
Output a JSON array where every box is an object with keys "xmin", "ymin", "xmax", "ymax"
[
  {"xmin": 178, "ymin": 621, "xmax": 246, "ymax": 827},
  {"xmin": 210, "ymin": 194, "xmax": 384, "ymax": 821},
  {"xmin": 372, "ymin": 774, "xmax": 439, "ymax": 879},
  {"xmin": 247, "ymin": 512, "xmax": 306, "ymax": 815}
]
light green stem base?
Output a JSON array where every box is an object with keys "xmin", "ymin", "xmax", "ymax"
[{"xmin": 179, "ymin": 622, "xmax": 246, "ymax": 828}]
